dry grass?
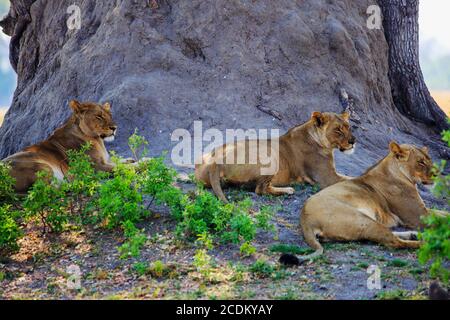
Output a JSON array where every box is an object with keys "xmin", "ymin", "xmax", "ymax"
[{"xmin": 431, "ymin": 90, "xmax": 450, "ymax": 116}]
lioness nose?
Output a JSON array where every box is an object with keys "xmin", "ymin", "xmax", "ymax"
[
  {"xmin": 110, "ymin": 125, "xmax": 117, "ymax": 131},
  {"xmin": 349, "ymin": 136, "xmax": 356, "ymax": 144}
]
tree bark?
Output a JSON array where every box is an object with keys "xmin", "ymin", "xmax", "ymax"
[
  {"xmin": 379, "ymin": 0, "xmax": 448, "ymax": 132},
  {"xmin": 0, "ymin": 0, "xmax": 35, "ymax": 72}
]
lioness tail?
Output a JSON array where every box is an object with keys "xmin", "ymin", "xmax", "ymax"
[
  {"xmin": 209, "ymin": 163, "xmax": 228, "ymax": 203},
  {"xmin": 280, "ymin": 218, "xmax": 324, "ymax": 266}
]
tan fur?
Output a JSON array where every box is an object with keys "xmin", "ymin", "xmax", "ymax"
[
  {"xmin": 3, "ymin": 100, "xmax": 117, "ymax": 193},
  {"xmin": 195, "ymin": 112, "xmax": 356, "ymax": 202},
  {"xmin": 298, "ymin": 142, "xmax": 448, "ymax": 260}
]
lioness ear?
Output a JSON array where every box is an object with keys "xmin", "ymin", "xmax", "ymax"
[
  {"xmin": 389, "ymin": 141, "xmax": 410, "ymax": 161},
  {"xmin": 421, "ymin": 146, "xmax": 429, "ymax": 153},
  {"xmin": 69, "ymin": 100, "xmax": 83, "ymax": 114},
  {"xmin": 103, "ymin": 102, "xmax": 111, "ymax": 112},
  {"xmin": 311, "ymin": 111, "xmax": 327, "ymax": 127},
  {"xmin": 341, "ymin": 111, "xmax": 350, "ymax": 121}
]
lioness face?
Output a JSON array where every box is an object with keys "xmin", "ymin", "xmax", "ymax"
[
  {"xmin": 390, "ymin": 142, "xmax": 434, "ymax": 185},
  {"xmin": 312, "ymin": 111, "xmax": 356, "ymax": 153},
  {"xmin": 70, "ymin": 100, "xmax": 118, "ymax": 142}
]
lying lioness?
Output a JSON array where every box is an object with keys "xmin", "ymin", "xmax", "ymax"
[
  {"xmin": 3, "ymin": 100, "xmax": 117, "ymax": 193},
  {"xmin": 195, "ymin": 111, "xmax": 356, "ymax": 202},
  {"xmin": 281, "ymin": 142, "xmax": 449, "ymax": 264}
]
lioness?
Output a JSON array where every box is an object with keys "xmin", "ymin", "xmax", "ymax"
[
  {"xmin": 195, "ymin": 111, "xmax": 356, "ymax": 202},
  {"xmin": 281, "ymin": 142, "xmax": 449, "ymax": 265},
  {"xmin": 3, "ymin": 100, "xmax": 117, "ymax": 193}
]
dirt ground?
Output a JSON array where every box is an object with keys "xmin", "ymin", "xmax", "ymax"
[{"xmin": 0, "ymin": 177, "xmax": 446, "ymax": 300}]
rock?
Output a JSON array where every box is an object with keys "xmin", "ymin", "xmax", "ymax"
[{"xmin": 429, "ymin": 281, "xmax": 449, "ymax": 300}]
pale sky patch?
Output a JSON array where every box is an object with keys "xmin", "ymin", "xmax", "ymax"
[{"xmin": 419, "ymin": 0, "xmax": 450, "ymax": 56}]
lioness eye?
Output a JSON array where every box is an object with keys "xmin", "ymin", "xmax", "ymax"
[{"xmin": 96, "ymin": 115, "xmax": 103, "ymax": 120}]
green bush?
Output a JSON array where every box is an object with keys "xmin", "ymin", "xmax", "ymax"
[
  {"xmin": 174, "ymin": 188, "xmax": 265, "ymax": 246},
  {"xmin": 118, "ymin": 220, "xmax": 147, "ymax": 259},
  {"xmin": 239, "ymin": 242, "xmax": 256, "ymax": 257},
  {"xmin": 141, "ymin": 155, "xmax": 180, "ymax": 206},
  {"xmin": 249, "ymin": 259, "xmax": 274, "ymax": 278},
  {"xmin": 23, "ymin": 171, "xmax": 69, "ymax": 233},
  {"xmin": 418, "ymin": 214, "xmax": 450, "ymax": 282},
  {"xmin": 1, "ymin": 130, "xmax": 277, "ymax": 262},
  {"xmin": 0, "ymin": 205, "xmax": 22, "ymax": 255},
  {"xmin": 139, "ymin": 149, "xmax": 275, "ymax": 248},
  {"xmin": 0, "ymin": 162, "xmax": 16, "ymax": 203},
  {"xmin": 418, "ymin": 125, "xmax": 450, "ymax": 282},
  {"xmin": 96, "ymin": 158, "xmax": 146, "ymax": 228},
  {"xmin": 65, "ymin": 143, "xmax": 106, "ymax": 198},
  {"xmin": 128, "ymin": 129, "xmax": 149, "ymax": 161}
]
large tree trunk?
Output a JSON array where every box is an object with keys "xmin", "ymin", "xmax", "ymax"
[
  {"xmin": 379, "ymin": 0, "xmax": 448, "ymax": 132},
  {"xmin": 0, "ymin": 0, "xmax": 34, "ymax": 72},
  {"xmin": 0, "ymin": 0, "xmax": 447, "ymax": 166}
]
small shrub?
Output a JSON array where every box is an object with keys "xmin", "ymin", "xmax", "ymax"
[
  {"xmin": 417, "ymin": 125, "xmax": 450, "ymax": 282},
  {"xmin": 193, "ymin": 249, "xmax": 213, "ymax": 278},
  {"xmin": 418, "ymin": 213, "xmax": 450, "ymax": 282},
  {"xmin": 97, "ymin": 159, "xmax": 145, "ymax": 228},
  {"xmin": 196, "ymin": 232, "xmax": 214, "ymax": 250},
  {"xmin": 64, "ymin": 143, "xmax": 107, "ymax": 225},
  {"xmin": 149, "ymin": 260, "xmax": 168, "ymax": 278},
  {"xmin": 118, "ymin": 221, "xmax": 147, "ymax": 259},
  {"xmin": 128, "ymin": 129, "xmax": 149, "ymax": 161},
  {"xmin": 239, "ymin": 242, "xmax": 256, "ymax": 257},
  {"xmin": 133, "ymin": 262, "xmax": 148, "ymax": 276},
  {"xmin": 65, "ymin": 143, "xmax": 105, "ymax": 198},
  {"xmin": 0, "ymin": 205, "xmax": 22, "ymax": 255},
  {"xmin": 23, "ymin": 171, "xmax": 68, "ymax": 233},
  {"xmin": 222, "ymin": 211, "xmax": 256, "ymax": 244},
  {"xmin": 249, "ymin": 259, "xmax": 274, "ymax": 278},
  {"xmin": 255, "ymin": 205, "xmax": 276, "ymax": 233},
  {"xmin": 0, "ymin": 162, "xmax": 16, "ymax": 203}
]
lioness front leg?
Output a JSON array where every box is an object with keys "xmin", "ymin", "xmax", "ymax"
[
  {"xmin": 392, "ymin": 231, "xmax": 419, "ymax": 241},
  {"xmin": 94, "ymin": 162, "xmax": 115, "ymax": 173},
  {"xmin": 427, "ymin": 208, "xmax": 449, "ymax": 218},
  {"xmin": 255, "ymin": 177, "xmax": 295, "ymax": 196}
]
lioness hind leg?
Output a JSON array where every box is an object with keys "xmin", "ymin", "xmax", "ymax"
[
  {"xmin": 392, "ymin": 231, "xmax": 419, "ymax": 241},
  {"xmin": 363, "ymin": 222, "xmax": 421, "ymax": 249},
  {"xmin": 265, "ymin": 186, "xmax": 295, "ymax": 196},
  {"xmin": 256, "ymin": 177, "xmax": 295, "ymax": 196}
]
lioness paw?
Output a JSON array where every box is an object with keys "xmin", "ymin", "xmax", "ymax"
[
  {"xmin": 121, "ymin": 158, "xmax": 136, "ymax": 164},
  {"xmin": 285, "ymin": 187, "xmax": 295, "ymax": 195}
]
